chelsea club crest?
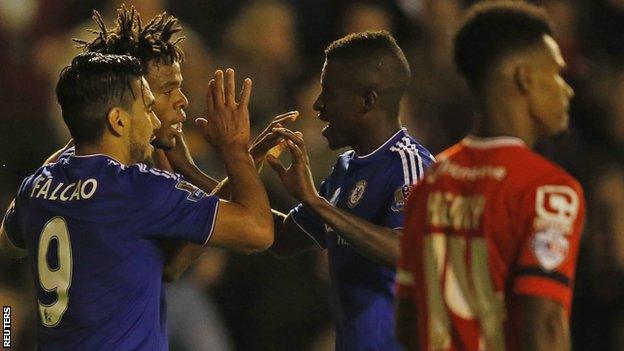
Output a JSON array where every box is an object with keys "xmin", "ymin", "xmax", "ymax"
[{"xmin": 347, "ymin": 180, "xmax": 367, "ymax": 208}]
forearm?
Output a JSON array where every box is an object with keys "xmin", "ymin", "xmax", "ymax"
[
  {"xmin": 0, "ymin": 202, "xmax": 27, "ymax": 259},
  {"xmin": 519, "ymin": 296, "xmax": 570, "ymax": 351},
  {"xmin": 162, "ymin": 152, "xmax": 267, "ymax": 279},
  {"xmin": 153, "ymin": 149, "xmax": 175, "ymax": 172},
  {"xmin": 222, "ymin": 149, "xmax": 271, "ymax": 226},
  {"xmin": 162, "ymin": 243, "xmax": 204, "ymax": 281},
  {"xmin": 178, "ymin": 164, "xmax": 220, "ymax": 194},
  {"xmin": 209, "ymin": 155, "xmax": 264, "ymax": 199},
  {"xmin": 160, "ymin": 163, "xmax": 221, "ymax": 280},
  {"xmin": 306, "ymin": 196, "xmax": 400, "ymax": 266},
  {"xmin": 521, "ymin": 318, "xmax": 570, "ymax": 351}
]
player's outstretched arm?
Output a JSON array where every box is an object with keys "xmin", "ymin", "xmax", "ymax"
[
  {"xmin": 162, "ymin": 111, "xmax": 296, "ymax": 280},
  {"xmin": 162, "ymin": 111, "xmax": 297, "ymax": 200},
  {"xmin": 518, "ymin": 295, "xmax": 570, "ymax": 351},
  {"xmin": 0, "ymin": 227, "xmax": 25, "ymax": 258},
  {"xmin": 266, "ymin": 128, "xmax": 402, "ymax": 267},
  {"xmin": 0, "ymin": 201, "xmax": 26, "ymax": 258},
  {"xmin": 163, "ymin": 132, "xmax": 221, "ymax": 191},
  {"xmin": 395, "ymin": 297, "xmax": 421, "ymax": 351},
  {"xmin": 198, "ymin": 69, "xmax": 273, "ymax": 253}
]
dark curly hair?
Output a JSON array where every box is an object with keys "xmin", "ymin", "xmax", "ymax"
[
  {"xmin": 74, "ymin": 5, "xmax": 185, "ymax": 72},
  {"xmin": 454, "ymin": 1, "xmax": 553, "ymax": 90}
]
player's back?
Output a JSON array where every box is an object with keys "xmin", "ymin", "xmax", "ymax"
[
  {"xmin": 4, "ymin": 153, "xmax": 219, "ymax": 350},
  {"xmin": 399, "ymin": 136, "xmax": 584, "ymax": 351}
]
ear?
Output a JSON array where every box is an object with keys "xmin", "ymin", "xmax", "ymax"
[
  {"xmin": 362, "ymin": 90, "xmax": 378, "ymax": 113},
  {"xmin": 514, "ymin": 64, "xmax": 532, "ymax": 96},
  {"xmin": 106, "ymin": 108, "xmax": 129, "ymax": 137}
]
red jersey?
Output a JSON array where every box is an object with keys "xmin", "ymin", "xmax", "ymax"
[{"xmin": 396, "ymin": 136, "xmax": 585, "ymax": 351}]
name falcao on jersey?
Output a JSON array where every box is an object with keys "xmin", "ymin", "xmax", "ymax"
[{"xmin": 30, "ymin": 176, "xmax": 97, "ymax": 201}]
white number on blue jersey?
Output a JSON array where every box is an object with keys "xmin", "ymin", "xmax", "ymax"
[{"xmin": 37, "ymin": 217, "xmax": 72, "ymax": 327}]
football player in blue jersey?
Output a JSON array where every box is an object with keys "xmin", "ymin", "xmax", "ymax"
[
  {"xmin": 0, "ymin": 53, "xmax": 273, "ymax": 350},
  {"xmin": 265, "ymin": 31, "xmax": 436, "ymax": 351},
  {"xmin": 73, "ymin": 6, "xmax": 297, "ymax": 279},
  {"xmin": 76, "ymin": 5, "xmax": 297, "ymax": 201}
]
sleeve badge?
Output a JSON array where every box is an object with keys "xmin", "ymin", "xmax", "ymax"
[
  {"xmin": 391, "ymin": 185, "xmax": 411, "ymax": 212},
  {"xmin": 175, "ymin": 179, "xmax": 207, "ymax": 202},
  {"xmin": 531, "ymin": 226, "xmax": 570, "ymax": 271}
]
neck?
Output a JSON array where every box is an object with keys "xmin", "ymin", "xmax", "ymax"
[
  {"xmin": 74, "ymin": 138, "xmax": 131, "ymax": 165},
  {"xmin": 352, "ymin": 117, "xmax": 402, "ymax": 155},
  {"xmin": 473, "ymin": 89, "xmax": 537, "ymax": 148}
]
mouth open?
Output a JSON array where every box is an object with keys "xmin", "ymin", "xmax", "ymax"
[{"xmin": 172, "ymin": 122, "xmax": 183, "ymax": 133}]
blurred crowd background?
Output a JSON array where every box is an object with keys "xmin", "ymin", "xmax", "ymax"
[{"xmin": 1, "ymin": 0, "xmax": 623, "ymax": 350}]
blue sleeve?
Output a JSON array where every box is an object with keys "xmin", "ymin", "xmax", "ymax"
[
  {"xmin": 288, "ymin": 181, "xmax": 328, "ymax": 249},
  {"xmin": 3, "ymin": 201, "xmax": 24, "ymax": 249},
  {"xmin": 127, "ymin": 165, "xmax": 220, "ymax": 245},
  {"xmin": 384, "ymin": 147, "xmax": 435, "ymax": 230},
  {"xmin": 2, "ymin": 177, "xmax": 31, "ymax": 249}
]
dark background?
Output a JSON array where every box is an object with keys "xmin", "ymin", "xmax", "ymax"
[{"xmin": 1, "ymin": 0, "xmax": 623, "ymax": 350}]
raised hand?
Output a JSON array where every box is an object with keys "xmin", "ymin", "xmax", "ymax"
[
  {"xmin": 266, "ymin": 128, "xmax": 319, "ymax": 205},
  {"xmin": 249, "ymin": 111, "xmax": 299, "ymax": 164},
  {"xmin": 196, "ymin": 69, "xmax": 252, "ymax": 153}
]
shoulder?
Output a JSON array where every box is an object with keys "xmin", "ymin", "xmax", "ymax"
[
  {"xmin": 387, "ymin": 135, "xmax": 435, "ymax": 164},
  {"xmin": 65, "ymin": 159, "xmax": 184, "ymax": 198},
  {"xmin": 503, "ymin": 151, "xmax": 585, "ymax": 226},
  {"xmin": 508, "ymin": 149, "xmax": 582, "ymax": 193},
  {"xmin": 14, "ymin": 171, "xmax": 41, "ymax": 200},
  {"xmin": 385, "ymin": 134, "xmax": 435, "ymax": 183},
  {"xmin": 435, "ymin": 142, "xmax": 464, "ymax": 163},
  {"xmin": 120, "ymin": 163, "xmax": 184, "ymax": 193},
  {"xmin": 123, "ymin": 163, "xmax": 181, "ymax": 181}
]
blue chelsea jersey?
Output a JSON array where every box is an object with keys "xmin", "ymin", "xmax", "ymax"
[
  {"xmin": 2, "ymin": 149, "xmax": 219, "ymax": 351},
  {"xmin": 290, "ymin": 128, "xmax": 435, "ymax": 351}
]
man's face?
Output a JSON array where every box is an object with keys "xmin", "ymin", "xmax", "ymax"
[
  {"xmin": 526, "ymin": 35, "xmax": 574, "ymax": 137},
  {"xmin": 128, "ymin": 77, "xmax": 160, "ymax": 165},
  {"xmin": 313, "ymin": 60, "xmax": 361, "ymax": 150},
  {"xmin": 145, "ymin": 61, "xmax": 188, "ymax": 149}
]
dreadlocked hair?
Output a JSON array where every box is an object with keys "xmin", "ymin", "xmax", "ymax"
[{"xmin": 74, "ymin": 4, "xmax": 185, "ymax": 72}]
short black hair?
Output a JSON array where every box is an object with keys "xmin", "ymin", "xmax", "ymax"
[
  {"xmin": 325, "ymin": 30, "xmax": 411, "ymax": 113},
  {"xmin": 325, "ymin": 30, "xmax": 411, "ymax": 87},
  {"xmin": 454, "ymin": 1, "xmax": 553, "ymax": 90},
  {"xmin": 56, "ymin": 52, "xmax": 143, "ymax": 144},
  {"xmin": 74, "ymin": 5, "xmax": 185, "ymax": 72}
]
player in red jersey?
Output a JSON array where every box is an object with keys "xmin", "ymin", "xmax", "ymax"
[{"xmin": 395, "ymin": 2, "xmax": 584, "ymax": 351}]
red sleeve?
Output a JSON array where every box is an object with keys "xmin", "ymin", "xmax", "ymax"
[
  {"xmin": 512, "ymin": 176, "xmax": 585, "ymax": 311},
  {"xmin": 396, "ymin": 184, "xmax": 423, "ymax": 298}
]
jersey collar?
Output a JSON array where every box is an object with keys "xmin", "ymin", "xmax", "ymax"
[
  {"xmin": 462, "ymin": 135, "xmax": 526, "ymax": 149},
  {"xmin": 69, "ymin": 153, "xmax": 123, "ymax": 166},
  {"xmin": 354, "ymin": 128, "xmax": 407, "ymax": 160}
]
